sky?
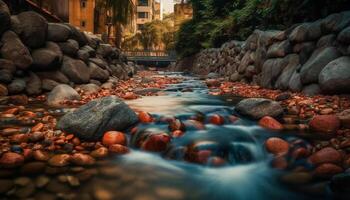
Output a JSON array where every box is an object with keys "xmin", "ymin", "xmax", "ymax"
[{"xmin": 158, "ymin": 0, "xmax": 174, "ymax": 13}]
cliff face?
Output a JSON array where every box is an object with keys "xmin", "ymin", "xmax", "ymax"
[{"xmin": 173, "ymin": 11, "xmax": 350, "ymax": 96}]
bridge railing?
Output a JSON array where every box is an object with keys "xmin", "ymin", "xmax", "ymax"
[{"xmin": 122, "ymin": 50, "xmax": 177, "ymax": 58}]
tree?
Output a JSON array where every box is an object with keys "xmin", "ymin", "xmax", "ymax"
[{"xmin": 95, "ymin": 0, "xmax": 134, "ymax": 48}]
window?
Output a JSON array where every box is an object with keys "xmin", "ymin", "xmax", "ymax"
[
  {"xmin": 81, "ymin": 0, "xmax": 87, "ymax": 8},
  {"xmin": 138, "ymin": 0, "xmax": 148, "ymax": 6},
  {"xmin": 81, "ymin": 20, "xmax": 86, "ymax": 27},
  {"xmin": 138, "ymin": 12, "xmax": 149, "ymax": 19}
]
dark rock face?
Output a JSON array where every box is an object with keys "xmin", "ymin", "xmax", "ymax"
[
  {"xmin": 300, "ymin": 47, "xmax": 340, "ymax": 85},
  {"xmin": 260, "ymin": 58, "xmax": 287, "ymax": 89},
  {"xmin": 64, "ymin": 23, "xmax": 88, "ymax": 47},
  {"xmin": 58, "ymin": 39, "xmax": 79, "ymax": 57},
  {"xmin": 337, "ymin": 26, "xmax": 350, "ymax": 44},
  {"xmin": 26, "ymin": 72, "xmax": 42, "ymax": 95},
  {"xmin": 267, "ymin": 40, "xmax": 292, "ymax": 58},
  {"xmin": 275, "ymin": 54, "xmax": 300, "ymax": 90},
  {"xmin": 0, "ymin": 31, "xmax": 33, "ymax": 70},
  {"xmin": 321, "ymin": 11, "xmax": 350, "ymax": 33},
  {"xmin": 41, "ymin": 79, "xmax": 59, "ymax": 91},
  {"xmin": 302, "ymin": 84, "xmax": 321, "ymax": 96},
  {"xmin": 36, "ymin": 71, "xmax": 69, "ymax": 84},
  {"xmin": 47, "ymin": 84, "xmax": 81, "ymax": 107},
  {"xmin": 47, "ymin": 23, "xmax": 71, "ymax": 42},
  {"xmin": 31, "ymin": 42, "xmax": 62, "ymax": 70},
  {"xmin": 0, "ymin": 69, "xmax": 12, "ymax": 84},
  {"xmin": 0, "ymin": 59, "xmax": 16, "ymax": 73},
  {"xmin": 289, "ymin": 22, "xmax": 321, "ymax": 42},
  {"xmin": 89, "ymin": 62, "xmax": 109, "ymax": 82},
  {"xmin": 61, "ymin": 56, "xmax": 90, "ymax": 84},
  {"xmin": 0, "ymin": 0, "xmax": 10, "ymax": 36},
  {"xmin": 235, "ymin": 98, "xmax": 284, "ymax": 120},
  {"xmin": 288, "ymin": 71, "xmax": 303, "ymax": 92},
  {"xmin": 57, "ymin": 96, "xmax": 138, "ymax": 140},
  {"xmin": 15, "ymin": 11, "xmax": 48, "ymax": 48},
  {"xmin": 319, "ymin": 56, "xmax": 350, "ymax": 94}
]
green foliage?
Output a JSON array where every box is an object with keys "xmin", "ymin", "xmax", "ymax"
[{"xmin": 175, "ymin": 0, "xmax": 350, "ymax": 57}]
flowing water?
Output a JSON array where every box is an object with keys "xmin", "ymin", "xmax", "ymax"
[{"xmin": 1, "ymin": 72, "xmax": 331, "ymax": 200}]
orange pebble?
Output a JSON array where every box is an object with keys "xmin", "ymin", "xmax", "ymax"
[
  {"xmin": 31, "ymin": 123, "xmax": 44, "ymax": 132},
  {"xmin": 172, "ymin": 130, "xmax": 184, "ymax": 138},
  {"xmin": 138, "ymin": 111, "xmax": 153, "ymax": 123},
  {"xmin": 102, "ymin": 131, "xmax": 127, "ymax": 147},
  {"xmin": 209, "ymin": 114, "xmax": 225, "ymax": 125}
]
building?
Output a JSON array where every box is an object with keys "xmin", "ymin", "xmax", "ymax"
[
  {"xmin": 174, "ymin": 2, "xmax": 192, "ymax": 29},
  {"xmin": 69, "ymin": 0, "xmax": 95, "ymax": 32},
  {"xmin": 136, "ymin": 0, "xmax": 161, "ymax": 31}
]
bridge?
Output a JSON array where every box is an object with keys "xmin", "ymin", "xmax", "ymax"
[{"xmin": 122, "ymin": 51, "xmax": 177, "ymax": 67}]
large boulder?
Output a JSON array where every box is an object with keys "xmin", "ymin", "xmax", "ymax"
[
  {"xmin": 337, "ymin": 26, "xmax": 350, "ymax": 44},
  {"xmin": 235, "ymin": 98, "xmax": 284, "ymax": 120},
  {"xmin": 15, "ymin": 11, "xmax": 48, "ymax": 48},
  {"xmin": 319, "ymin": 56, "xmax": 350, "ymax": 94},
  {"xmin": 47, "ymin": 84, "xmax": 81, "ymax": 107},
  {"xmin": 300, "ymin": 47, "xmax": 340, "ymax": 85},
  {"xmin": 317, "ymin": 34, "xmax": 336, "ymax": 48},
  {"xmin": 47, "ymin": 23, "xmax": 71, "ymax": 42},
  {"xmin": 275, "ymin": 54, "xmax": 300, "ymax": 90},
  {"xmin": 96, "ymin": 44, "xmax": 114, "ymax": 58},
  {"xmin": 0, "ymin": 0, "xmax": 10, "ymax": 36},
  {"xmin": 31, "ymin": 42, "xmax": 62, "ymax": 70},
  {"xmin": 238, "ymin": 51, "xmax": 254, "ymax": 73},
  {"xmin": 288, "ymin": 71, "xmax": 303, "ymax": 92},
  {"xmin": 7, "ymin": 79, "xmax": 26, "ymax": 94},
  {"xmin": 321, "ymin": 11, "xmax": 350, "ymax": 33},
  {"xmin": 64, "ymin": 24, "xmax": 88, "ymax": 47},
  {"xmin": 61, "ymin": 56, "xmax": 90, "ymax": 84},
  {"xmin": 302, "ymin": 84, "xmax": 321, "ymax": 96},
  {"xmin": 0, "ymin": 31, "xmax": 33, "ymax": 69},
  {"xmin": 289, "ymin": 22, "xmax": 322, "ymax": 43},
  {"xmin": 88, "ymin": 62, "xmax": 109, "ymax": 82},
  {"xmin": 41, "ymin": 79, "xmax": 59, "ymax": 91},
  {"xmin": 260, "ymin": 58, "xmax": 287, "ymax": 88},
  {"xmin": 58, "ymin": 39, "xmax": 79, "ymax": 57},
  {"xmin": 57, "ymin": 96, "xmax": 138, "ymax": 140},
  {"xmin": 267, "ymin": 40, "xmax": 292, "ymax": 58},
  {"xmin": 26, "ymin": 72, "xmax": 42, "ymax": 95},
  {"xmin": 293, "ymin": 42, "xmax": 316, "ymax": 65}
]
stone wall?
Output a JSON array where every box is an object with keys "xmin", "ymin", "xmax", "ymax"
[
  {"xmin": 0, "ymin": 1, "xmax": 136, "ymax": 98},
  {"xmin": 173, "ymin": 11, "xmax": 350, "ymax": 95}
]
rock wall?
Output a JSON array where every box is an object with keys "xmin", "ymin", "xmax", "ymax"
[
  {"xmin": 0, "ymin": 1, "xmax": 136, "ymax": 98},
  {"xmin": 173, "ymin": 11, "xmax": 350, "ymax": 95}
]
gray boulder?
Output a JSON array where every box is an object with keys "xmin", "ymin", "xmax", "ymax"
[
  {"xmin": 235, "ymin": 98, "xmax": 284, "ymax": 120},
  {"xmin": 289, "ymin": 22, "xmax": 321, "ymax": 43},
  {"xmin": 58, "ymin": 39, "xmax": 79, "ymax": 57},
  {"xmin": 77, "ymin": 49, "xmax": 90, "ymax": 63},
  {"xmin": 302, "ymin": 84, "xmax": 321, "ymax": 96},
  {"xmin": 57, "ymin": 96, "xmax": 138, "ymax": 140},
  {"xmin": 89, "ymin": 58, "xmax": 108, "ymax": 69},
  {"xmin": 260, "ymin": 58, "xmax": 287, "ymax": 88},
  {"xmin": 36, "ymin": 70, "xmax": 69, "ymax": 84},
  {"xmin": 15, "ymin": 11, "xmax": 48, "ymax": 48},
  {"xmin": 300, "ymin": 47, "xmax": 340, "ymax": 84},
  {"xmin": 64, "ymin": 24, "xmax": 88, "ymax": 47},
  {"xmin": 267, "ymin": 40, "xmax": 291, "ymax": 58},
  {"xmin": 47, "ymin": 23, "xmax": 71, "ymax": 42},
  {"xmin": 26, "ymin": 72, "xmax": 42, "ymax": 95},
  {"xmin": 0, "ymin": 0, "xmax": 10, "ymax": 36},
  {"xmin": 293, "ymin": 42, "xmax": 316, "ymax": 65},
  {"xmin": 337, "ymin": 26, "xmax": 350, "ymax": 44},
  {"xmin": 61, "ymin": 56, "xmax": 90, "ymax": 84},
  {"xmin": 42, "ymin": 79, "xmax": 60, "ymax": 91},
  {"xmin": 47, "ymin": 84, "xmax": 81, "ymax": 107},
  {"xmin": 31, "ymin": 42, "xmax": 62, "ymax": 70},
  {"xmin": 319, "ymin": 56, "xmax": 350, "ymax": 94},
  {"xmin": 0, "ymin": 31, "xmax": 33, "ymax": 70},
  {"xmin": 288, "ymin": 71, "xmax": 303, "ymax": 92},
  {"xmin": 238, "ymin": 51, "xmax": 254, "ymax": 73},
  {"xmin": 317, "ymin": 34, "xmax": 336, "ymax": 48},
  {"xmin": 96, "ymin": 44, "xmax": 114, "ymax": 58},
  {"xmin": 321, "ymin": 11, "xmax": 350, "ymax": 33},
  {"xmin": 275, "ymin": 54, "xmax": 300, "ymax": 90},
  {"xmin": 7, "ymin": 79, "xmax": 26, "ymax": 94},
  {"xmin": 81, "ymin": 45, "xmax": 96, "ymax": 57},
  {"xmin": 88, "ymin": 62, "xmax": 109, "ymax": 82},
  {"xmin": 79, "ymin": 84, "xmax": 100, "ymax": 95}
]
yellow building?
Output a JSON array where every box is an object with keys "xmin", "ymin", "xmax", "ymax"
[
  {"xmin": 136, "ymin": 0, "xmax": 161, "ymax": 31},
  {"xmin": 69, "ymin": 0, "xmax": 95, "ymax": 33},
  {"xmin": 174, "ymin": 2, "xmax": 193, "ymax": 30}
]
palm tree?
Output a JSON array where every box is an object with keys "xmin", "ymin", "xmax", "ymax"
[{"xmin": 95, "ymin": 0, "xmax": 134, "ymax": 48}]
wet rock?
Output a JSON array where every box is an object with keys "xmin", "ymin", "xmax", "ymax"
[
  {"xmin": 31, "ymin": 42, "xmax": 62, "ymax": 70},
  {"xmin": 259, "ymin": 116, "xmax": 283, "ymax": 131},
  {"xmin": 302, "ymin": 84, "xmax": 321, "ymax": 96},
  {"xmin": 7, "ymin": 79, "xmax": 26, "ymax": 94},
  {"xmin": 134, "ymin": 88, "xmax": 161, "ymax": 95},
  {"xmin": 208, "ymin": 114, "xmax": 225, "ymax": 125},
  {"xmin": 70, "ymin": 153, "xmax": 95, "ymax": 166},
  {"xmin": 0, "ymin": 0, "xmax": 10, "ymax": 36},
  {"xmin": 300, "ymin": 47, "xmax": 340, "ymax": 85},
  {"xmin": 205, "ymin": 79, "xmax": 221, "ymax": 87},
  {"xmin": 26, "ymin": 72, "xmax": 42, "ymax": 95},
  {"xmin": 319, "ymin": 56, "xmax": 350, "ymax": 94},
  {"xmin": 275, "ymin": 92, "xmax": 291, "ymax": 101},
  {"xmin": 47, "ymin": 23, "xmax": 71, "ymax": 42},
  {"xmin": 47, "ymin": 84, "xmax": 81, "ymax": 107},
  {"xmin": 265, "ymin": 137, "xmax": 289, "ymax": 156},
  {"xmin": 236, "ymin": 98, "xmax": 283, "ymax": 120},
  {"xmin": 57, "ymin": 96, "xmax": 138, "ymax": 140},
  {"xmin": 89, "ymin": 62, "xmax": 109, "ymax": 82},
  {"xmin": 0, "ymin": 152, "xmax": 24, "ymax": 168},
  {"xmin": 0, "ymin": 31, "xmax": 33, "ymax": 69},
  {"xmin": 61, "ymin": 56, "xmax": 90, "ymax": 84},
  {"xmin": 102, "ymin": 131, "xmax": 127, "ymax": 147},
  {"xmin": 58, "ymin": 39, "xmax": 79, "ymax": 57},
  {"xmin": 139, "ymin": 132, "xmax": 171, "ymax": 152},
  {"xmin": 314, "ymin": 163, "xmax": 343, "ymax": 177},
  {"xmin": 338, "ymin": 109, "xmax": 350, "ymax": 129},
  {"xmin": 309, "ymin": 115, "xmax": 340, "ymax": 134},
  {"xmin": 42, "ymin": 79, "xmax": 59, "ymax": 91},
  {"xmin": 14, "ymin": 11, "xmax": 48, "ymax": 48},
  {"xmin": 48, "ymin": 154, "xmax": 71, "ymax": 167},
  {"xmin": 138, "ymin": 111, "xmax": 154, "ymax": 123},
  {"xmin": 309, "ymin": 147, "xmax": 342, "ymax": 165}
]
